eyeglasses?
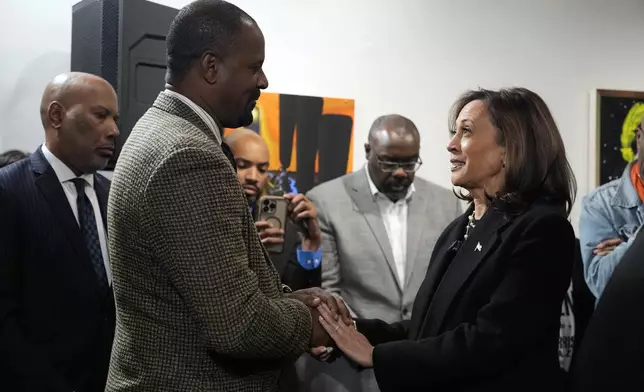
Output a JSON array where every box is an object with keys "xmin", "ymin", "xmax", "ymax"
[{"xmin": 376, "ymin": 157, "xmax": 423, "ymax": 173}]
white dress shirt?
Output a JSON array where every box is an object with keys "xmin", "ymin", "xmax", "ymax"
[
  {"xmin": 41, "ymin": 145, "xmax": 112, "ymax": 285},
  {"xmin": 365, "ymin": 166, "xmax": 415, "ymax": 288},
  {"xmin": 164, "ymin": 89, "xmax": 222, "ymax": 144}
]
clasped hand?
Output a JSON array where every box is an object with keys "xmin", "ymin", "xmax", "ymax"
[
  {"xmin": 317, "ymin": 303, "xmax": 374, "ymax": 368},
  {"xmin": 286, "ymin": 288, "xmax": 353, "ymax": 361}
]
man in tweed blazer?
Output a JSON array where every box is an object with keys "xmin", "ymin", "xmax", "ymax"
[{"xmin": 106, "ymin": 1, "xmax": 348, "ymax": 391}]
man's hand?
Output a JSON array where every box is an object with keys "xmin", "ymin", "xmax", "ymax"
[
  {"xmin": 287, "ymin": 287, "xmax": 353, "ymax": 326},
  {"xmin": 309, "ymin": 306, "xmax": 331, "ymax": 347},
  {"xmin": 309, "ymin": 345, "xmax": 336, "ymax": 362},
  {"xmin": 255, "ymin": 221, "xmax": 284, "ymax": 245},
  {"xmin": 593, "ymin": 238, "xmax": 623, "ymax": 256},
  {"xmin": 284, "ymin": 193, "xmax": 321, "ymax": 248},
  {"xmin": 286, "ymin": 288, "xmax": 352, "ymax": 359}
]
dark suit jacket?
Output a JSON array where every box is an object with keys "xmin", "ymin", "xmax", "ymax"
[
  {"xmin": 0, "ymin": 149, "xmax": 115, "ymax": 392},
  {"xmin": 106, "ymin": 91, "xmax": 311, "ymax": 391},
  {"xmin": 570, "ymin": 227, "xmax": 644, "ymax": 391},
  {"xmin": 269, "ymin": 219, "xmax": 321, "ymax": 291},
  {"xmin": 356, "ymin": 202, "xmax": 575, "ymax": 392}
]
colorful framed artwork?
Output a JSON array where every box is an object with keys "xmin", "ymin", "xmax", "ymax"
[
  {"xmin": 224, "ymin": 92, "xmax": 355, "ymax": 195},
  {"xmin": 593, "ymin": 89, "xmax": 644, "ymax": 186}
]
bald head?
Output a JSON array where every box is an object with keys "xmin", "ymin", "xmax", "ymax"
[
  {"xmin": 224, "ymin": 127, "xmax": 264, "ymax": 151},
  {"xmin": 365, "ymin": 114, "xmax": 421, "ymax": 202},
  {"xmin": 40, "ymin": 72, "xmax": 119, "ymax": 175},
  {"xmin": 368, "ymin": 114, "xmax": 420, "ymax": 146},
  {"xmin": 224, "ymin": 128, "xmax": 270, "ymax": 200},
  {"xmin": 40, "ymin": 72, "xmax": 116, "ymax": 129}
]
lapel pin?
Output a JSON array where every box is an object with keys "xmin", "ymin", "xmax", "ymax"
[{"xmin": 475, "ymin": 242, "xmax": 482, "ymax": 252}]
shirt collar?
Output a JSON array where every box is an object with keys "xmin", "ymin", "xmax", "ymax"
[
  {"xmin": 164, "ymin": 88, "xmax": 222, "ymax": 145},
  {"xmin": 364, "ymin": 164, "xmax": 415, "ymax": 201},
  {"xmin": 41, "ymin": 144, "xmax": 94, "ymax": 187},
  {"xmin": 613, "ymin": 161, "xmax": 642, "ymax": 208}
]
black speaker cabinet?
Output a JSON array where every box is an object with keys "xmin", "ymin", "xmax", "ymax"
[{"xmin": 71, "ymin": 0, "xmax": 178, "ymax": 169}]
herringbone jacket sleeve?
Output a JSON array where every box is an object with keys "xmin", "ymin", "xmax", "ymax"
[{"xmin": 142, "ymin": 146, "xmax": 312, "ymax": 359}]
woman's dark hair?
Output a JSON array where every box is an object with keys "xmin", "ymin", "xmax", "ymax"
[
  {"xmin": 0, "ymin": 149, "xmax": 29, "ymax": 169},
  {"xmin": 449, "ymin": 87, "xmax": 577, "ymax": 216}
]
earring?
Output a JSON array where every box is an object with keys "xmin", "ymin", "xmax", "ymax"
[{"xmin": 502, "ymin": 160, "xmax": 506, "ymax": 168}]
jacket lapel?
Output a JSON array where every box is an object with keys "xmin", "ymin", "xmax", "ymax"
[
  {"xmin": 30, "ymin": 149, "xmax": 90, "ymax": 262},
  {"xmin": 403, "ymin": 193, "xmax": 427, "ymax": 289},
  {"xmin": 94, "ymin": 174, "xmax": 109, "ymax": 229},
  {"xmin": 424, "ymin": 206, "xmax": 512, "ymax": 336},
  {"xmin": 344, "ymin": 173, "xmax": 400, "ymax": 290},
  {"xmin": 409, "ymin": 211, "xmax": 468, "ymax": 339}
]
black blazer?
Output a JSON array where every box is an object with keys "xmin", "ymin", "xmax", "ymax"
[
  {"xmin": 570, "ymin": 228, "xmax": 644, "ymax": 391},
  {"xmin": 356, "ymin": 202, "xmax": 575, "ymax": 392},
  {"xmin": 268, "ymin": 219, "xmax": 321, "ymax": 291},
  {"xmin": 0, "ymin": 149, "xmax": 115, "ymax": 392}
]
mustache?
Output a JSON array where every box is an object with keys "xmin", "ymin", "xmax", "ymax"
[
  {"xmin": 386, "ymin": 178, "xmax": 411, "ymax": 185},
  {"xmin": 384, "ymin": 179, "xmax": 411, "ymax": 189},
  {"xmin": 243, "ymin": 182, "xmax": 261, "ymax": 192},
  {"xmin": 251, "ymin": 90, "xmax": 261, "ymax": 101}
]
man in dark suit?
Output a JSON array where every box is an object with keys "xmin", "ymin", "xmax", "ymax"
[
  {"xmin": 571, "ymin": 228, "xmax": 644, "ymax": 391},
  {"xmin": 0, "ymin": 72, "xmax": 119, "ymax": 391},
  {"xmin": 224, "ymin": 128, "xmax": 322, "ymax": 291},
  {"xmin": 105, "ymin": 1, "xmax": 349, "ymax": 391}
]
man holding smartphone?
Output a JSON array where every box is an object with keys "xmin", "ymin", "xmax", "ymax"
[{"xmin": 225, "ymin": 128, "xmax": 322, "ymax": 290}]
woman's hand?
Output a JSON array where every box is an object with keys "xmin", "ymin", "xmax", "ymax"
[{"xmin": 318, "ymin": 303, "xmax": 374, "ymax": 368}]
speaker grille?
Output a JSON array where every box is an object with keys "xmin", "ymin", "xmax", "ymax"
[{"xmin": 100, "ymin": 0, "xmax": 119, "ymax": 91}]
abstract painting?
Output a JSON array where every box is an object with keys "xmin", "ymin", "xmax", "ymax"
[
  {"xmin": 224, "ymin": 92, "xmax": 355, "ymax": 195},
  {"xmin": 595, "ymin": 89, "xmax": 644, "ymax": 185}
]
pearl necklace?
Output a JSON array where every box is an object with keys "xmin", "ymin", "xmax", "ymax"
[{"xmin": 463, "ymin": 212, "xmax": 476, "ymax": 240}]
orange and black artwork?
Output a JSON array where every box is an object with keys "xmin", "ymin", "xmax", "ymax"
[{"xmin": 224, "ymin": 92, "xmax": 355, "ymax": 195}]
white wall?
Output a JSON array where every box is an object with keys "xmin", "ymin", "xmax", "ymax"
[{"xmin": 3, "ymin": 0, "xmax": 644, "ymax": 230}]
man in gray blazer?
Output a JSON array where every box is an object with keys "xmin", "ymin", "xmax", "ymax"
[{"xmin": 301, "ymin": 114, "xmax": 461, "ymax": 392}]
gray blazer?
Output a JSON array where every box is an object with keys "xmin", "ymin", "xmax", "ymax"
[
  {"xmin": 307, "ymin": 169, "xmax": 461, "ymax": 324},
  {"xmin": 106, "ymin": 91, "xmax": 311, "ymax": 392}
]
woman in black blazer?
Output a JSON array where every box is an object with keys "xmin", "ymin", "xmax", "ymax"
[{"xmin": 317, "ymin": 87, "xmax": 578, "ymax": 391}]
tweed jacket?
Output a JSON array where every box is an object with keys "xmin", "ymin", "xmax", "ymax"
[{"xmin": 105, "ymin": 91, "xmax": 312, "ymax": 392}]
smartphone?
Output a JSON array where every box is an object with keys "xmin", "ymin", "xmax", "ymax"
[
  {"xmin": 255, "ymin": 195, "xmax": 289, "ymax": 254},
  {"xmin": 267, "ymin": 190, "xmax": 311, "ymax": 237}
]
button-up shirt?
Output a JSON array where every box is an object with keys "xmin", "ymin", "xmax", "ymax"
[{"xmin": 365, "ymin": 166, "xmax": 415, "ymax": 287}]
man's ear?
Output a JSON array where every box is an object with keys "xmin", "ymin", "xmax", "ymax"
[
  {"xmin": 48, "ymin": 102, "xmax": 64, "ymax": 129},
  {"xmin": 201, "ymin": 52, "xmax": 221, "ymax": 85},
  {"xmin": 364, "ymin": 143, "xmax": 370, "ymax": 160}
]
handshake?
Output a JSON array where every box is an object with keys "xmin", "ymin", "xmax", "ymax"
[{"xmin": 286, "ymin": 287, "xmax": 354, "ymax": 359}]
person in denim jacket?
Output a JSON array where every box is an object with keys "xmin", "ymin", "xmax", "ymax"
[{"xmin": 580, "ymin": 119, "xmax": 644, "ymax": 300}]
